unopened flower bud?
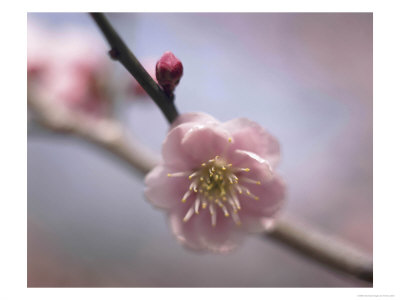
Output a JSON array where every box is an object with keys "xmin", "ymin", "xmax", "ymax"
[{"xmin": 156, "ymin": 51, "xmax": 183, "ymax": 95}]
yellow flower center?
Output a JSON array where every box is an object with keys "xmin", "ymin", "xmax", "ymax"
[{"xmin": 168, "ymin": 155, "xmax": 261, "ymax": 227}]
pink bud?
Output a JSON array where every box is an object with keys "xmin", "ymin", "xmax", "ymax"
[{"xmin": 155, "ymin": 51, "xmax": 183, "ymax": 95}]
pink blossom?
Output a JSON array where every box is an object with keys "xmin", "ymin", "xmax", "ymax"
[
  {"xmin": 145, "ymin": 112, "xmax": 285, "ymax": 253},
  {"xmin": 28, "ymin": 22, "xmax": 112, "ymax": 118}
]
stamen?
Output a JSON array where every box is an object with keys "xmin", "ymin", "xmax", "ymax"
[
  {"xmin": 233, "ymin": 167, "xmax": 250, "ymax": 172},
  {"xmin": 222, "ymin": 205, "xmax": 230, "ymax": 217},
  {"xmin": 189, "ymin": 181, "xmax": 198, "ymax": 192},
  {"xmin": 235, "ymin": 185, "xmax": 243, "ymax": 194},
  {"xmin": 231, "ymin": 210, "xmax": 241, "ymax": 226},
  {"xmin": 207, "ymin": 182, "xmax": 214, "ymax": 191},
  {"xmin": 219, "ymin": 185, "xmax": 226, "ymax": 196},
  {"xmin": 181, "ymin": 190, "xmax": 192, "ymax": 203},
  {"xmin": 231, "ymin": 192, "xmax": 241, "ymax": 210},
  {"xmin": 228, "ymin": 199, "xmax": 238, "ymax": 213},
  {"xmin": 194, "ymin": 197, "xmax": 201, "ymax": 214},
  {"xmin": 183, "ymin": 207, "xmax": 195, "ymax": 222},
  {"xmin": 188, "ymin": 171, "xmax": 199, "ymax": 180},
  {"xmin": 209, "ymin": 204, "xmax": 217, "ymax": 227},
  {"xmin": 240, "ymin": 185, "xmax": 259, "ymax": 200},
  {"xmin": 241, "ymin": 177, "xmax": 261, "ymax": 185},
  {"xmin": 167, "ymin": 171, "xmax": 189, "ymax": 177},
  {"xmin": 228, "ymin": 174, "xmax": 238, "ymax": 184}
]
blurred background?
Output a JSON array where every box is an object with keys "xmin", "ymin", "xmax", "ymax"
[{"xmin": 27, "ymin": 13, "xmax": 372, "ymax": 287}]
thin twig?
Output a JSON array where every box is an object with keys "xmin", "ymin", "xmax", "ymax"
[
  {"xmin": 90, "ymin": 12, "xmax": 179, "ymax": 124},
  {"xmin": 28, "ymin": 90, "xmax": 373, "ymax": 283}
]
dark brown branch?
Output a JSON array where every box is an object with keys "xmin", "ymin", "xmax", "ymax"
[{"xmin": 90, "ymin": 12, "xmax": 179, "ymax": 124}]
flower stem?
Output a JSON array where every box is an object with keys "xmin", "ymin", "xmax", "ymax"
[{"xmin": 90, "ymin": 12, "xmax": 179, "ymax": 124}]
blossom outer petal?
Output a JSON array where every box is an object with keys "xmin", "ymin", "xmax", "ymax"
[
  {"xmin": 180, "ymin": 125, "xmax": 233, "ymax": 166},
  {"xmin": 169, "ymin": 202, "xmax": 245, "ymax": 253},
  {"xmin": 231, "ymin": 149, "xmax": 285, "ymax": 217},
  {"xmin": 239, "ymin": 175, "xmax": 286, "ymax": 217},
  {"xmin": 161, "ymin": 122, "xmax": 200, "ymax": 170},
  {"xmin": 144, "ymin": 165, "xmax": 188, "ymax": 209},
  {"xmin": 223, "ymin": 118, "xmax": 280, "ymax": 167}
]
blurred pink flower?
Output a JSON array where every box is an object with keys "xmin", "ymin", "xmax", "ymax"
[
  {"xmin": 28, "ymin": 22, "xmax": 112, "ymax": 117},
  {"xmin": 145, "ymin": 112, "xmax": 285, "ymax": 253}
]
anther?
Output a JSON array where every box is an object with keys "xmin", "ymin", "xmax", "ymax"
[
  {"xmin": 181, "ymin": 190, "xmax": 192, "ymax": 203},
  {"xmin": 222, "ymin": 206, "xmax": 230, "ymax": 217},
  {"xmin": 236, "ymin": 186, "xmax": 243, "ymax": 194}
]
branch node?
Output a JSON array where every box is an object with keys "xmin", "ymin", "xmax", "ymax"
[{"xmin": 108, "ymin": 48, "xmax": 119, "ymax": 60}]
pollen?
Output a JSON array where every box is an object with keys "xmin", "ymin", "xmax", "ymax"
[{"xmin": 168, "ymin": 155, "xmax": 261, "ymax": 227}]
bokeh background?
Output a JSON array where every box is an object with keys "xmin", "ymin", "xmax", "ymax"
[{"xmin": 27, "ymin": 13, "xmax": 372, "ymax": 287}]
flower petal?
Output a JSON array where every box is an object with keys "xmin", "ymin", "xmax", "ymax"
[
  {"xmin": 223, "ymin": 118, "xmax": 280, "ymax": 167},
  {"xmin": 144, "ymin": 165, "xmax": 189, "ymax": 209},
  {"xmin": 229, "ymin": 150, "xmax": 285, "ymax": 217},
  {"xmin": 239, "ymin": 175, "xmax": 286, "ymax": 217},
  {"xmin": 161, "ymin": 122, "xmax": 198, "ymax": 170},
  {"xmin": 169, "ymin": 203, "xmax": 244, "ymax": 253},
  {"xmin": 180, "ymin": 125, "xmax": 232, "ymax": 166}
]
